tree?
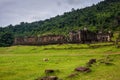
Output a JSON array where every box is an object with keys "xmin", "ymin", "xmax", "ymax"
[
  {"xmin": 0, "ymin": 32, "xmax": 14, "ymax": 47},
  {"xmin": 71, "ymin": 8, "xmax": 75, "ymax": 11}
]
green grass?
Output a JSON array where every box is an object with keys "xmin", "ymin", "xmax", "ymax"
[{"xmin": 0, "ymin": 43, "xmax": 120, "ymax": 80}]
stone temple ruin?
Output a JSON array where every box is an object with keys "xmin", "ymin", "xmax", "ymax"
[
  {"xmin": 69, "ymin": 29, "xmax": 97, "ymax": 43},
  {"xmin": 97, "ymin": 31, "xmax": 112, "ymax": 42},
  {"xmin": 14, "ymin": 29, "xmax": 113, "ymax": 45},
  {"xmin": 69, "ymin": 29, "xmax": 112, "ymax": 43}
]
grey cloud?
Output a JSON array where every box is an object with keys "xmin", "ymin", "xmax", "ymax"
[
  {"xmin": 0, "ymin": 0, "xmax": 103, "ymax": 27},
  {"xmin": 66, "ymin": 0, "xmax": 104, "ymax": 5},
  {"xmin": 67, "ymin": 0, "xmax": 82, "ymax": 5}
]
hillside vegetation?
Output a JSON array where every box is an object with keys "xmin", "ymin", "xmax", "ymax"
[{"xmin": 0, "ymin": 0, "xmax": 120, "ymax": 37}]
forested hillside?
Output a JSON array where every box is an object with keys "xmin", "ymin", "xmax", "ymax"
[{"xmin": 1, "ymin": 0, "xmax": 120, "ymax": 37}]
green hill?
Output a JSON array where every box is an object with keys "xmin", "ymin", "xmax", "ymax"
[{"xmin": 1, "ymin": 0, "xmax": 120, "ymax": 37}]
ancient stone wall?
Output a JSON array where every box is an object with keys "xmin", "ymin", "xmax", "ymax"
[
  {"xmin": 14, "ymin": 35, "xmax": 66, "ymax": 45},
  {"xmin": 69, "ymin": 30, "xmax": 97, "ymax": 43},
  {"xmin": 14, "ymin": 30, "xmax": 113, "ymax": 45},
  {"xmin": 14, "ymin": 37, "xmax": 38, "ymax": 45},
  {"xmin": 69, "ymin": 31, "xmax": 79, "ymax": 43},
  {"xmin": 37, "ymin": 35, "xmax": 66, "ymax": 45},
  {"xmin": 14, "ymin": 37, "xmax": 24, "ymax": 45},
  {"xmin": 97, "ymin": 32, "xmax": 113, "ymax": 42},
  {"xmin": 24, "ymin": 37, "xmax": 38, "ymax": 45}
]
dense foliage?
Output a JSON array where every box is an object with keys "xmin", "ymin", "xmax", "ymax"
[
  {"xmin": 0, "ymin": 32, "xmax": 14, "ymax": 47},
  {"xmin": 0, "ymin": 0, "xmax": 120, "ymax": 37}
]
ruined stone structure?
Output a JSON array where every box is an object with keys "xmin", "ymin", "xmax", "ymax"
[
  {"xmin": 97, "ymin": 31, "xmax": 113, "ymax": 42},
  {"xmin": 14, "ymin": 36, "xmax": 38, "ymax": 45},
  {"xmin": 14, "ymin": 29, "xmax": 113, "ymax": 45},
  {"xmin": 37, "ymin": 35, "xmax": 66, "ymax": 45},
  {"xmin": 14, "ymin": 35, "xmax": 66, "ymax": 45},
  {"xmin": 69, "ymin": 29, "xmax": 97, "ymax": 43}
]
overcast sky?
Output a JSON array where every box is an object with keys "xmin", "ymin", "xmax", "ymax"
[{"xmin": 0, "ymin": 0, "xmax": 103, "ymax": 27}]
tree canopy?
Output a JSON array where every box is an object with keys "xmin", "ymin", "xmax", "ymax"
[{"xmin": 0, "ymin": 32, "xmax": 14, "ymax": 47}]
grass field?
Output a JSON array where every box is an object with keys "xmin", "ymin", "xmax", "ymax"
[{"xmin": 0, "ymin": 43, "xmax": 120, "ymax": 80}]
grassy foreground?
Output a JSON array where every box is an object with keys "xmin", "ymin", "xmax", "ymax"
[{"xmin": 0, "ymin": 43, "xmax": 120, "ymax": 80}]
